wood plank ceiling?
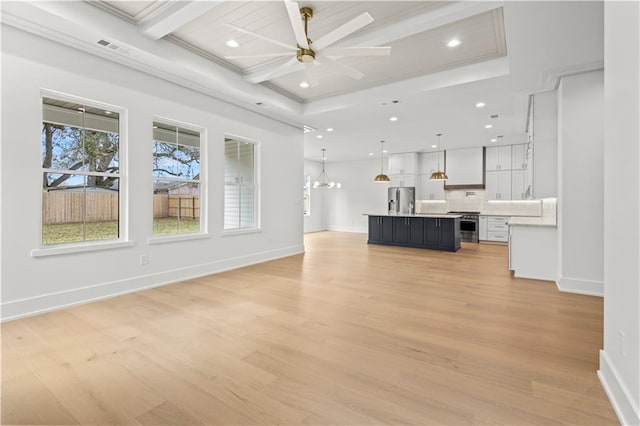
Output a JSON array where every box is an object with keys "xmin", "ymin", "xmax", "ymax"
[{"xmin": 91, "ymin": 1, "xmax": 506, "ymax": 102}]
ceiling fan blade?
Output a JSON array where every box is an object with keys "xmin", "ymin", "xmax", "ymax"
[
  {"xmin": 317, "ymin": 55, "xmax": 365, "ymax": 80},
  {"xmin": 313, "ymin": 12, "xmax": 374, "ymax": 51},
  {"xmin": 245, "ymin": 57, "xmax": 301, "ymax": 83},
  {"xmin": 225, "ymin": 52, "xmax": 293, "ymax": 59},
  {"xmin": 225, "ymin": 23, "xmax": 296, "ymax": 51},
  {"xmin": 284, "ymin": 0, "xmax": 310, "ymax": 50},
  {"xmin": 322, "ymin": 46, "xmax": 391, "ymax": 57},
  {"xmin": 254, "ymin": 56, "xmax": 305, "ymax": 83}
]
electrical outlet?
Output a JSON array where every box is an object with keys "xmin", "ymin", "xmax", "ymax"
[
  {"xmin": 619, "ymin": 330, "xmax": 626, "ymax": 356},
  {"xmin": 139, "ymin": 254, "xmax": 149, "ymax": 265}
]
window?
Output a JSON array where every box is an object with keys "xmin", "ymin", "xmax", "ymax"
[
  {"xmin": 41, "ymin": 95, "xmax": 122, "ymax": 246},
  {"xmin": 224, "ymin": 137, "xmax": 258, "ymax": 230},
  {"xmin": 152, "ymin": 121, "xmax": 202, "ymax": 236},
  {"xmin": 303, "ymin": 174, "xmax": 311, "ymax": 216}
]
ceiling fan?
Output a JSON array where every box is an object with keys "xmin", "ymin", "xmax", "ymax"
[{"xmin": 224, "ymin": 0, "xmax": 391, "ymax": 86}]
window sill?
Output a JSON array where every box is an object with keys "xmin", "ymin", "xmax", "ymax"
[
  {"xmin": 147, "ymin": 233, "xmax": 210, "ymax": 245},
  {"xmin": 31, "ymin": 240, "xmax": 135, "ymax": 258},
  {"xmin": 221, "ymin": 227, "xmax": 262, "ymax": 237}
]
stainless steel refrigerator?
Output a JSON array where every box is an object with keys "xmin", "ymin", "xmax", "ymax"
[{"xmin": 388, "ymin": 187, "xmax": 415, "ymax": 215}]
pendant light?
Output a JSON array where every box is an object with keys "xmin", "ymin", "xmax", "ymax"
[
  {"xmin": 374, "ymin": 140, "xmax": 390, "ymax": 182},
  {"xmin": 313, "ymin": 148, "xmax": 341, "ymax": 189},
  {"xmin": 429, "ymin": 133, "xmax": 448, "ymax": 180}
]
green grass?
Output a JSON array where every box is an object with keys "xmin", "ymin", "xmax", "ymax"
[{"xmin": 43, "ymin": 218, "xmax": 200, "ymax": 245}]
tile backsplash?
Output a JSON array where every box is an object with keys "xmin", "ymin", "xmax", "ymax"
[{"xmin": 416, "ymin": 189, "xmax": 553, "ymax": 217}]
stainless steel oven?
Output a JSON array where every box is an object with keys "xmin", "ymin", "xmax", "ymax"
[{"xmin": 448, "ymin": 211, "xmax": 479, "ymax": 243}]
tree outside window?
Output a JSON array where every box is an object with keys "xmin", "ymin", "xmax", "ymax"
[
  {"xmin": 152, "ymin": 122, "xmax": 202, "ymax": 235},
  {"xmin": 41, "ymin": 97, "xmax": 122, "ymax": 245}
]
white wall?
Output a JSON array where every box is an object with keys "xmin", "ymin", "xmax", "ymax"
[
  {"xmin": 325, "ymin": 158, "xmax": 388, "ymax": 233},
  {"xmin": 303, "ymin": 159, "xmax": 326, "ymax": 233},
  {"xmin": 0, "ymin": 26, "xmax": 303, "ymax": 320},
  {"xmin": 600, "ymin": 2, "xmax": 640, "ymax": 424},
  {"xmin": 533, "ymin": 90, "xmax": 558, "ymax": 198},
  {"xmin": 556, "ymin": 70, "xmax": 604, "ymax": 296}
]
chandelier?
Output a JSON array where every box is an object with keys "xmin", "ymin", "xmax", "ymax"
[{"xmin": 313, "ymin": 148, "xmax": 341, "ymax": 189}]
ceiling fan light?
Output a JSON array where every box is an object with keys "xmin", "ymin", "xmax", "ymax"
[{"xmin": 297, "ymin": 48, "xmax": 316, "ymax": 63}]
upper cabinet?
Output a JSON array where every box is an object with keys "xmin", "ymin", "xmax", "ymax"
[
  {"xmin": 511, "ymin": 143, "xmax": 528, "ymax": 170},
  {"xmin": 485, "ymin": 145, "xmax": 512, "ymax": 171},
  {"xmin": 388, "ymin": 153, "xmax": 416, "ymax": 175},
  {"xmin": 484, "ymin": 143, "xmax": 532, "ymax": 200}
]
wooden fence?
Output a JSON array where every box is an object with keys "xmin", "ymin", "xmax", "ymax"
[
  {"xmin": 43, "ymin": 192, "xmax": 200, "ymax": 224},
  {"xmin": 43, "ymin": 192, "xmax": 119, "ymax": 224},
  {"xmin": 154, "ymin": 194, "xmax": 200, "ymax": 219}
]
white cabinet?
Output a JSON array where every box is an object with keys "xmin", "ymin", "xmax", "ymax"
[
  {"xmin": 485, "ymin": 145, "xmax": 512, "ymax": 171},
  {"xmin": 487, "ymin": 216, "xmax": 510, "ymax": 242},
  {"xmin": 485, "ymin": 170, "xmax": 512, "ymax": 200},
  {"xmin": 512, "ymin": 169, "xmax": 527, "ymax": 200},
  {"xmin": 511, "ymin": 143, "xmax": 528, "ymax": 170},
  {"xmin": 509, "ymin": 225, "xmax": 557, "ymax": 280},
  {"xmin": 479, "ymin": 215, "xmax": 488, "ymax": 241},
  {"xmin": 390, "ymin": 174, "xmax": 415, "ymax": 188},
  {"xmin": 388, "ymin": 153, "xmax": 416, "ymax": 175},
  {"xmin": 418, "ymin": 151, "xmax": 445, "ymax": 175},
  {"xmin": 419, "ymin": 174, "xmax": 445, "ymax": 200}
]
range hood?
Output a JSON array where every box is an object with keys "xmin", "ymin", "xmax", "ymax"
[{"xmin": 444, "ymin": 147, "xmax": 485, "ymax": 189}]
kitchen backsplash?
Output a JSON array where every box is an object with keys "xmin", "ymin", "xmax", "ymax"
[{"xmin": 416, "ymin": 189, "xmax": 554, "ymax": 217}]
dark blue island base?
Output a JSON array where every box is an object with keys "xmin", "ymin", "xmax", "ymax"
[{"xmin": 367, "ymin": 215, "xmax": 461, "ymax": 252}]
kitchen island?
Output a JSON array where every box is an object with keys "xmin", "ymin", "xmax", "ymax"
[{"xmin": 365, "ymin": 214, "xmax": 461, "ymax": 252}]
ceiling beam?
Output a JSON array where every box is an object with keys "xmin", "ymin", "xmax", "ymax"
[
  {"xmin": 141, "ymin": 1, "xmax": 224, "ymax": 40},
  {"xmin": 336, "ymin": 1, "xmax": 504, "ymax": 48}
]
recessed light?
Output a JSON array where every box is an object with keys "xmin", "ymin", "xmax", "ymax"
[
  {"xmin": 431, "ymin": 145, "xmax": 437, "ymax": 148},
  {"xmin": 104, "ymin": 110, "xmax": 112, "ymax": 114},
  {"xmin": 476, "ymin": 102, "xmax": 486, "ymax": 108},
  {"xmin": 485, "ymin": 124, "xmax": 493, "ymax": 129},
  {"xmin": 316, "ymin": 134, "xmax": 323, "ymax": 139},
  {"xmin": 383, "ymin": 149, "xmax": 388, "ymax": 153},
  {"xmin": 300, "ymin": 81, "xmax": 310, "ymax": 88},
  {"xmin": 389, "ymin": 116, "xmax": 398, "ymax": 122},
  {"xmin": 490, "ymin": 138, "xmax": 497, "ymax": 142},
  {"xmin": 226, "ymin": 39, "xmax": 239, "ymax": 48},
  {"xmin": 326, "ymin": 128, "xmax": 334, "ymax": 132},
  {"xmin": 368, "ymin": 152, "xmax": 374, "ymax": 156},
  {"xmin": 447, "ymin": 39, "xmax": 461, "ymax": 48}
]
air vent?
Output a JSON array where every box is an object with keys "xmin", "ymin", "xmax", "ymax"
[
  {"xmin": 490, "ymin": 114, "xmax": 499, "ymax": 119},
  {"xmin": 96, "ymin": 39, "xmax": 131, "ymax": 55},
  {"xmin": 497, "ymin": 135, "xmax": 504, "ymax": 138},
  {"xmin": 303, "ymin": 124, "xmax": 317, "ymax": 133}
]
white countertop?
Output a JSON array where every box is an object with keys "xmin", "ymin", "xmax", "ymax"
[
  {"xmin": 508, "ymin": 217, "xmax": 557, "ymax": 227},
  {"xmin": 364, "ymin": 213, "xmax": 463, "ymax": 218}
]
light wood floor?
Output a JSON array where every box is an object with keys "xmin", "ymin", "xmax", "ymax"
[{"xmin": 2, "ymin": 232, "xmax": 617, "ymax": 425}]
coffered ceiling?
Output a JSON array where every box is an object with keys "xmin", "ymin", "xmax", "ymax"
[
  {"xmin": 93, "ymin": 1, "xmax": 506, "ymax": 103},
  {"xmin": 1, "ymin": 1, "xmax": 604, "ymax": 162}
]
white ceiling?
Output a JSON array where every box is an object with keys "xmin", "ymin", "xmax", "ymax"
[{"xmin": 2, "ymin": 1, "xmax": 604, "ymax": 163}]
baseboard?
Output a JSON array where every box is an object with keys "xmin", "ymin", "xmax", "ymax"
[
  {"xmin": 326, "ymin": 226, "xmax": 367, "ymax": 233},
  {"xmin": 556, "ymin": 276, "xmax": 604, "ymax": 297},
  {"xmin": 1, "ymin": 244, "xmax": 304, "ymax": 322},
  {"xmin": 598, "ymin": 350, "xmax": 640, "ymax": 426}
]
